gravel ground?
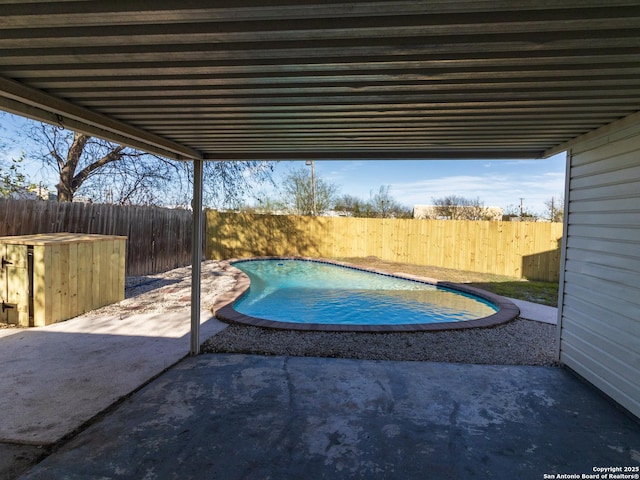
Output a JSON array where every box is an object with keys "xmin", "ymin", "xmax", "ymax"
[
  {"xmin": 202, "ymin": 318, "xmax": 558, "ymax": 366},
  {"xmin": 0, "ymin": 261, "xmax": 236, "ymax": 326},
  {"xmin": 0, "ymin": 321, "xmax": 19, "ymax": 330}
]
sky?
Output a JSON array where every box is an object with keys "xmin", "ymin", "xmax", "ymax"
[
  {"xmin": 256, "ymin": 155, "xmax": 566, "ymax": 216},
  {"xmin": 2, "ymin": 111, "xmax": 566, "ymax": 215}
]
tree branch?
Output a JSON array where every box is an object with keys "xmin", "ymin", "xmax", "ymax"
[{"xmin": 71, "ymin": 145, "xmax": 125, "ymax": 190}]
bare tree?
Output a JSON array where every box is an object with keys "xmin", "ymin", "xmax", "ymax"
[
  {"xmin": 281, "ymin": 166, "xmax": 339, "ymax": 215},
  {"xmin": 334, "ymin": 187, "xmax": 411, "ymax": 218},
  {"xmin": 368, "ymin": 185, "xmax": 412, "ymax": 218},
  {"xmin": 504, "ymin": 203, "xmax": 539, "ymax": 221},
  {"xmin": 26, "ymin": 124, "xmax": 176, "ymax": 203},
  {"xmin": 543, "ymin": 195, "xmax": 564, "ymax": 222},
  {"xmin": 25, "ymin": 123, "xmax": 277, "ymax": 206},
  {"xmin": 432, "ymin": 195, "xmax": 493, "ymax": 220},
  {"xmin": 334, "ymin": 194, "xmax": 359, "ymax": 214},
  {"xmin": 201, "ymin": 160, "xmax": 277, "ymax": 210}
]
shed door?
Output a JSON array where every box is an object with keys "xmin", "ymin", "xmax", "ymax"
[{"xmin": 0, "ymin": 244, "xmax": 29, "ymax": 326}]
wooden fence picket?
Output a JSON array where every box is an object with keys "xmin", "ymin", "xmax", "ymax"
[
  {"xmin": 206, "ymin": 211, "xmax": 564, "ymax": 281},
  {"xmin": 0, "ymin": 199, "xmax": 195, "ymax": 276}
]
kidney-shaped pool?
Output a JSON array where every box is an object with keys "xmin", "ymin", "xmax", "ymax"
[{"xmin": 215, "ymin": 258, "xmax": 520, "ymax": 332}]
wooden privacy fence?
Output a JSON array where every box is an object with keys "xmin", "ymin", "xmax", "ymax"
[
  {"xmin": 0, "ymin": 202, "xmax": 563, "ymax": 280},
  {"xmin": 206, "ymin": 211, "xmax": 564, "ymax": 281},
  {"xmin": 0, "ymin": 199, "xmax": 195, "ymax": 276}
]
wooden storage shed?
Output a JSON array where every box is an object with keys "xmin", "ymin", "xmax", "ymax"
[{"xmin": 0, "ymin": 233, "xmax": 126, "ymax": 327}]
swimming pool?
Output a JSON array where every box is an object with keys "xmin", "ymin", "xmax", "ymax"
[{"xmin": 214, "ymin": 258, "xmax": 520, "ymax": 332}]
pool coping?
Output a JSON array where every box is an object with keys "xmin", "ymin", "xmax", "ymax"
[{"xmin": 212, "ymin": 257, "xmax": 520, "ymax": 332}]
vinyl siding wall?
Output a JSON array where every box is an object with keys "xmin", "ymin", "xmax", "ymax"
[{"xmin": 559, "ymin": 122, "xmax": 640, "ymax": 418}]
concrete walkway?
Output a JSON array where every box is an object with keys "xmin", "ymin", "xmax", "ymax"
[
  {"xmin": 0, "ymin": 310, "xmax": 227, "ymax": 445},
  {"xmin": 507, "ymin": 297, "xmax": 558, "ymax": 324}
]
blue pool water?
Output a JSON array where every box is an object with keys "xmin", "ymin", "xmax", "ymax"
[{"xmin": 232, "ymin": 259, "xmax": 498, "ymax": 326}]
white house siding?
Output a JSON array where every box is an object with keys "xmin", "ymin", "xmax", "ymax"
[{"xmin": 558, "ymin": 122, "xmax": 640, "ymax": 418}]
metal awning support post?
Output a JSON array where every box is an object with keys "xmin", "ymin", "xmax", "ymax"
[{"xmin": 190, "ymin": 159, "xmax": 204, "ymax": 355}]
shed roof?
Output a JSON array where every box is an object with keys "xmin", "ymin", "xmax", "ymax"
[{"xmin": 1, "ymin": 1, "xmax": 640, "ymax": 161}]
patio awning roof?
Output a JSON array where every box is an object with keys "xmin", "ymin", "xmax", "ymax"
[{"xmin": 2, "ymin": 1, "xmax": 640, "ymax": 161}]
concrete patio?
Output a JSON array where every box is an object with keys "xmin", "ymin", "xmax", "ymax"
[
  {"xmin": 1, "ymin": 297, "xmax": 637, "ymax": 479},
  {"xmin": 17, "ymin": 354, "xmax": 640, "ymax": 479}
]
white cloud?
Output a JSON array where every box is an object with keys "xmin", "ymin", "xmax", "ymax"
[{"xmin": 391, "ymin": 171, "xmax": 565, "ymax": 215}]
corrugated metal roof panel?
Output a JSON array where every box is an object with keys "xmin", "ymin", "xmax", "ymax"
[{"xmin": 1, "ymin": 1, "xmax": 639, "ymax": 160}]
